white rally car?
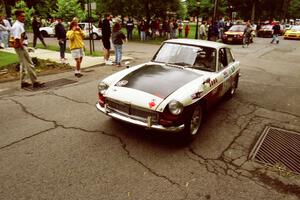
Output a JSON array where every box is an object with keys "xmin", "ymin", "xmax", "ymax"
[{"xmin": 96, "ymin": 39, "xmax": 240, "ymax": 140}]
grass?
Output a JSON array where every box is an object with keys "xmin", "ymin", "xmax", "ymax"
[
  {"xmin": 0, "ymin": 51, "xmax": 18, "ymax": 69},
  {"xmin": 30, "ymin": 43, "xmax": 104, "ymax": 57}
]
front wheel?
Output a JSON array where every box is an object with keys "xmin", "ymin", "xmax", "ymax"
[
  {"xmin": 182, "ymin": 104, "xmax": 203, "ymax": 141},
  {"xmin": 90, "ymin": 33, "xmax": 98, "ymax": 40}
]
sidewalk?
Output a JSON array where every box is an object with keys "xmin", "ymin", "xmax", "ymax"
[{"xmin": 0, "ymin": 48, "xmax": 133, "ymax": 69}]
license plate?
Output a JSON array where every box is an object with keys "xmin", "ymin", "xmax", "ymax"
[{"xmin": 228, "ymin": 38, "xmax": 233, "ymax": 41}]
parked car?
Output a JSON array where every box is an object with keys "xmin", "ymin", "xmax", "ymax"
[
  {"xmin": 40, "ymin": 23, "xmax": 56, "ymax": 37},
  {"xmin": 284, "ymin": 25, "xmax": 300, "ymax": 40},
  {"xmin": 78, "ymin": 22, "xmax": 102, "ymax": 39},
  {"xmin": 257, "ymin": 25, "xmax": 273, "ymax": 37},
  {"xmin": 96, "ymin": 39, "xmax": 240, "ymax": 140},
  {"xmin": 39, "ymin": 22, "xmax": 102, "ymax": 39},
  {"xmin": 222, "ymin": 24, "xmax": 254, "ymax": 44}
]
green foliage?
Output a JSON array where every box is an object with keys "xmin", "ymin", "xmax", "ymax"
[
  {"xmin": 288, "ymin": 0, "xmax": 300, "ymax": 18},
  {"xmin": 0, "ymin": 52, "xmax": 18, "ymax": 69},
  {"xmin": 52, "ymin": 0, "xmax": 86, "ymax": 22},
  {"xmin": 11, "ymin": 0, "xmax": 35, "ymax": 26}
]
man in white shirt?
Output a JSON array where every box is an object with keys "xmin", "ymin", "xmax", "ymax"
[
  {"xmin": 199, "ymin": 21, "xmax": 207, "ymax": 40},
  {"xmin": 11, "ymin": 10, "xmax": 44, "ymax": 88}
]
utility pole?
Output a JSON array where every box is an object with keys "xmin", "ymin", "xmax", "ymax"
[{"xmin": 195, "ymin": 1, "xmax": 200, "ymax": 39}]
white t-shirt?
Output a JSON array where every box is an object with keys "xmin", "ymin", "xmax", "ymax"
[{"xmin": 11, "ymin": 20, "xmax": 28, "ymax": 45}]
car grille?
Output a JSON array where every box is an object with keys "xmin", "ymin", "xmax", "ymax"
[{"xmin": 106, "ymin": 98, "xmax": 159, "ymax": 123}]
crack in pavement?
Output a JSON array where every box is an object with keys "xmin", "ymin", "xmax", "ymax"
[
  {"xmin": 47, "ymin": 91, "xmax": 95, "ymax": 107},
  {"xmin": 7, "ymin": 98, "xmax": 188, "ymax": 200},
  {"xmin": 186, "ymin": 108, "xmax": 300, "ymax": 198}
]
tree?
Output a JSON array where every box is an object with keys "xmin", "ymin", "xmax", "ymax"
[
  {"xmin": 52, "ymin": 0, "xmax": 86, "ymax": 22},
  {"xmin": 95, "ymin": 0, "xmax": 181, "ymax": 22}
]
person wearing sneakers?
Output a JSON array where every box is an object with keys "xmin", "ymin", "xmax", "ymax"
[
  {"xmin": 55, "ymin": 17, "xmax": 67, "ymax": 63},
  {"xmin": 102, "ymin": 14, "xmax": 113, "ymax": 65},
  {"xmin": 112, "ymin": 22, "xmax": 126, "ymax": 67},
  {"xmin": 66, "ymin": 20, "xmax": 85, "ymax": 77},
  {"xmin": 11, "ymin": 10, "xmax": 44, "ymax": 88}
]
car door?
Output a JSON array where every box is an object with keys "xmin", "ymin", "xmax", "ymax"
[{"xmin": 217, "ymin": 47, "xmax": 238, "ymax": 97}]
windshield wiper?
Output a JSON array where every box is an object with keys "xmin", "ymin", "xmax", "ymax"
[{"xmin": 167, "ymin": 62, "xmax": 191, "ymax": 68}]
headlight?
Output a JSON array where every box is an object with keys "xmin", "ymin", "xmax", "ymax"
[
  {"xmin": 98, "ymin": 82, "xmax": 108, "ymax": 94},
  {"xmin": 168, "ymin": 100, "xmax": 183, "ymax": 115}
]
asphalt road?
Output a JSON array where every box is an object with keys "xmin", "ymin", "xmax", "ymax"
[{"xmin": 0, "ymin": 36, "xmax": 300, "ymax": 200}]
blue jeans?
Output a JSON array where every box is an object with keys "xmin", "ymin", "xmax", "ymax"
[
  {"xmin": 271, "ymin": 34, "xmax": 279, "ymax": 43},
  {"xmin": 114, "ymin": 44, "xmax": 122, "ymax": 64},
  {"xmin": 140, "ymin": 31, "xmax": 146, "ymax": 41},
  {"xmin": 2, "ymin": 32, "xmax": 9, "ymax": 48}
]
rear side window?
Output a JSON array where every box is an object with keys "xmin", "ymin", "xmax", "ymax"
[{"xmin": 226, "ymin": 48, "xmax": 234, "ymax": 64}]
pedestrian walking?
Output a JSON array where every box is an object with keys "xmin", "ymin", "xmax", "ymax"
[
  {"xmin": 11, "ymin": 10, "xmax": 45, "ymax": 88},
  {"xmin": 271, "ymin": 22, "xmax": 280, "ymax": 44},
  {"xmin": 126, "ymin": 18, "xmax": 134, "ymax": 40},
  {"xmin": 102, "ymin": 14, "xmax": 113, "ymax": 65},
  {"xmin": 54, "ymin": 17, "xmax": 67, "ymax": 63},
  {"xmin": 0, "ymin": 15, "xmax": 10, "ymax": 48},
  {"xmin": 66, "ymin": 20, "xmax": 85, "ymax": 77},
  {"xmin": 243, "ymin": 22, "xmax": 253, "ymax": 48},
  {"xmin": 112, "ymin": 23, "xmax": 126, "ymax": 67},
  {"xmin": 32, "ymin": 15, "xmax": 47, "ymax": 48}
]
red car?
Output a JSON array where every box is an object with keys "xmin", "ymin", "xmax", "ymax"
[{"xmin": 222, "ymin": 25, "xmax": 253, "ymax": 44}]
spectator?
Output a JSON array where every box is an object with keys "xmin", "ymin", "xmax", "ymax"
[
  {"xmin": 0, "ymin": 15, "xmax": 10, "ymax": 48},
  {"xmin": 126, "ymin": 18, "xmax": 134, "ymax": 40},
  {"xmin": 11, "ymin": 10, "xmax": 45, "ymax": 88},
  {"xmin": 178, "ymin": 20, "xmax": 183, "ymax": 38},
  {"xmin": 139, "ymin": 20, "xmax": 146, "ymax": 41},
  {"xmin": 208, "ymin": 21, "xmax": 219, "ymax": 41},
  {"xmin": 184, "ymin": 22, "xmax": 190, "ymax": 38},
  {"xmin": 199, "ymin": 21, "xmax": 207, "ymax": 40},
  {"xmin": 66, "ymin": 20, "xmax": 85, "ymax": 77},
  {"xmin": 32, "ymin": 15, "xmax": 47, "ymax": 48},
  {"xmin": 171, "ymin": 19, "xmax": 178, "ymax": 39},
  {"xmin": 55, "ymin": 17, "xmax": 67, "ymax": 63},
  {"xmin": 102, "ymin": 14, "xmax": 113, "ymax": 65},
  {"xmin": 112, "ymin": 22, "xmax": 126, "ymax": 67}
]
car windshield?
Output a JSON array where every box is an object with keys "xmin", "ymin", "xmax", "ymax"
[
  {"xmin": 291, "ymin": 26, "xmax": 300, "ymax": 31},
  {"xmin": 153, "ymin": 43, "xmax": 216, "ymax": 72},
  {"xmin": 229, "ymin": 25, "xmax": 245, "ymax": 32}
]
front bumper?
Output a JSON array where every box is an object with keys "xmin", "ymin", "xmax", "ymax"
[{"xmin": 96, "ymin": 103, "xmax": 185, "ymax": 132}]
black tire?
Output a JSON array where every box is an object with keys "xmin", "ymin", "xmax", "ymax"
[
  {"xmin": 182, "ymin": 104, "xmax": 203, "ymax": 141},
  {"xmin": 226, "ymin": 76, "xmax": 239, "ymax": 99},
  {"xmin": 90, "ymin": 33, "xmax": 98, "ymax": 40},
  {"xmin": 41, "ymin": 31, "xmax": 49, "ymax": 37}
]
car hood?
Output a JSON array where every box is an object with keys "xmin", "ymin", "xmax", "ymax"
[{"xmin": 115, "ymin": 64, "xmax": 200, "ymax": 99}]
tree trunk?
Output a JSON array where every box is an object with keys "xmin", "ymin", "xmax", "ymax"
[
  {"xmin": 281, "ymin": 0, "xmax": 290, "ymax": 20},
  {"xmin": 251, "ymin": 0, "xmax": 256, "ymax": 22}
]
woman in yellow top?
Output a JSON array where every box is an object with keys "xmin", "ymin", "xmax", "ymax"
[{"xmin": 66, "ymin": 20, "xmax": 85, "ymax": 77}]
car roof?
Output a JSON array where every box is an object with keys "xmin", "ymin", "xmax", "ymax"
[{"xmin": 165, "ymin": 39, "xmax": 230, "ymax": 49}]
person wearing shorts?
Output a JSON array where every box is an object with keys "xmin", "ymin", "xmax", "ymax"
[
  {"xmin": 66, "ymin": 20, "xmax": 85, "ymax": 77},
  {"xmin": 102, "ymin": 14, "xmax": 112, "ymax": 65}
]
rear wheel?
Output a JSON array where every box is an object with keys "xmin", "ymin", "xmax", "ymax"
[
  {"xmin": 226, "ymin": 76, "xmax": 239, "ymax": 99},
  {"xmin": 41, "ymin": 31, "xmax": 49, "ymax": 37},
  {"xmin": 182, "ymin": 104, "xmax": 203, "ymax": 141}
]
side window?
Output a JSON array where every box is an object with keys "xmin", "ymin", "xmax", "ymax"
[
  {"xmin": 218, "ymin": 48, "xmax": 228, "ymax": 71},
  {"xmin": 225, "ymin": 48, "xmax": 234, "ymax": 64}
]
